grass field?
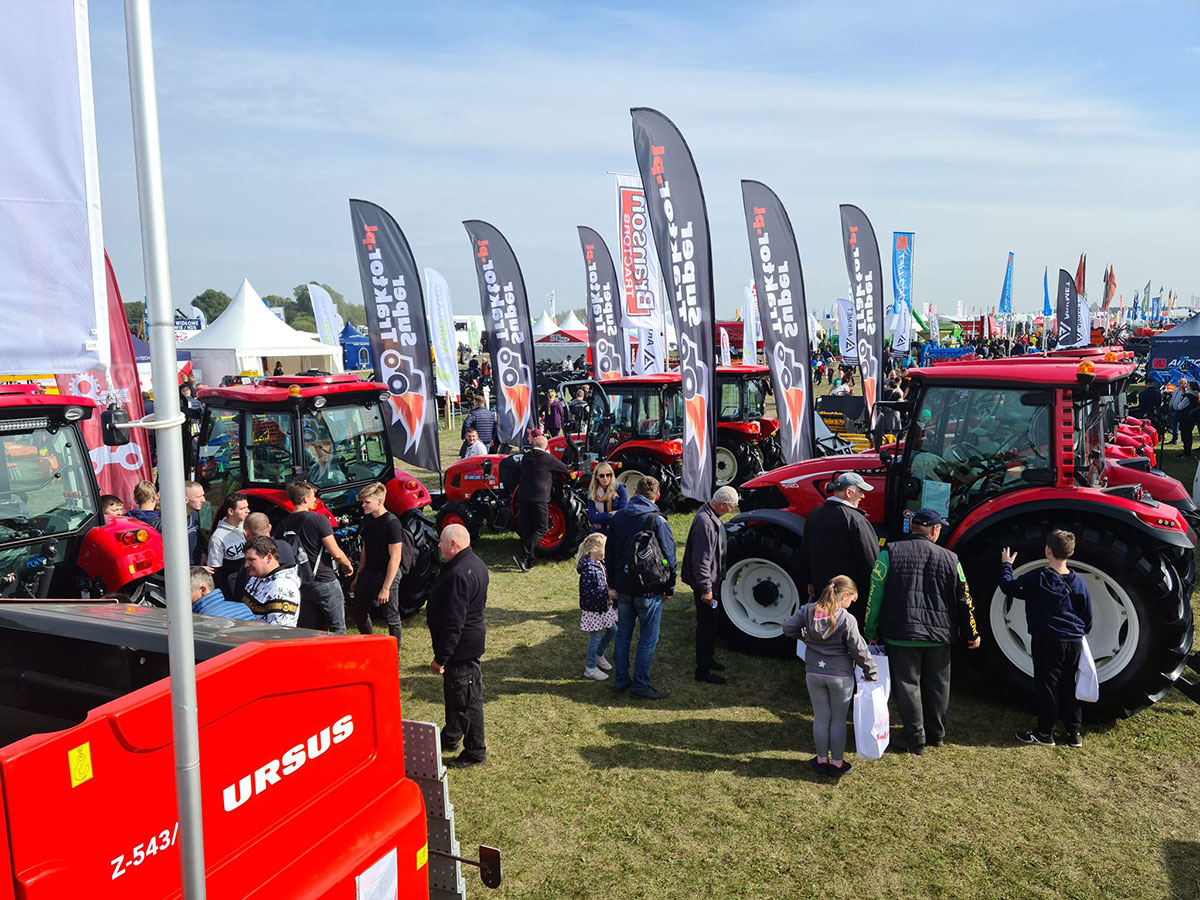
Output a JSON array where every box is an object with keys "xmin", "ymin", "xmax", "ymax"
[{"xmin": 389, "ymin": 389, "xmax": 1200, "ymax": 900}]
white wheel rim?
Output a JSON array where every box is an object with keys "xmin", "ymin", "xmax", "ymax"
[
  {"xmin": 616, "ymin": 468, "xmax": 644, "ymax": 493},
  {"xmin": 989, "ymin": 558, "xmax": 1142, "ymax": 682},
  {"xmin": 714, "ymin": 446, "xmax": 737, "ymax": 486},
  {"xmin": 721, "ymin": 556, "xmax": 800, "ymax": 639}
]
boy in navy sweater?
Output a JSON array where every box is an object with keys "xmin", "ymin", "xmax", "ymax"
[{"xmin": 999, "ymin": 529, "xmax": 1093, "ymax": 748}]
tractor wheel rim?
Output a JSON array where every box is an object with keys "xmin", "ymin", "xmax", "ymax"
[
  {"xmin": 989, "ymin": 558, "xmax": 1140, "ymax": 682},
  {"xmin": 720, "ymin": 556, "xmax": 799, "ymax": 639},
  {"xmin": 540, "ymin": 503, "xmax": 566, "ymax": 548},
  {"xmin": 616, "ymin": 468, "xmax": 645, "ymax": 493},
  {"xmin": 714, "ymin": 447, "xmax": 737, "ymax": 487},
  {"xmin": 442, "ymin": 513, "xmax": 466, "ymax": 528}
]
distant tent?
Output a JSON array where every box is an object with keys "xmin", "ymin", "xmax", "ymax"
[
  {"xmin": 1148, "ymin": 313, "xmax": 1200, "ymax": 373},
  {"xmin": 340, "ymin": 321, "xmax": 372, "ymax": 372},
  {"xmin": 181, "ymin": 278, "xmax": 341, "ymax": 381},
  {"xmin": 534, "ymin": 328, "xmax": 588, "ymax": 364},
  {"xmin": 532, "ymin": 310, "xmax": 557, "ymax": 336},
  {"xmin": 558, "ymin": 310, "xmax": 586, "ymax": 332}
]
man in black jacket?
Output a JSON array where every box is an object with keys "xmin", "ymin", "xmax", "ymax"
[
  {"xmin": 513, "ymin": 434, "xmax": 570, "ymax": 572},
  {"xmin": 428, "ymin": 523, "xmax": 489, "ymax": 767},
  {"xmin": 797, "ymin": 472, "xmax": 880, "ymax": 618},
  {"xmin": 864, "ymin": 509, "xmax": 980, "ymax": 754},
  {"xmin": 682, "ymin": 485, "xmax": 739, "ymax": 684}
]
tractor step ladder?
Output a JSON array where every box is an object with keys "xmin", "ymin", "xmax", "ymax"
[{"xmin": 403, "ymin": 719, "xmax": 466, "ymax": 900}]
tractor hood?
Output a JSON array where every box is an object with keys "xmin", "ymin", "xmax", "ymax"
[{"xmin": 740, "ymin": 452, "xmax": 887, "ymax": 522}]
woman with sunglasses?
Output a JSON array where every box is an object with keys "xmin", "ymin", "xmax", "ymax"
[{"xmin": 587, "ymin": 462, "xmax": 627, "ymax": 534}]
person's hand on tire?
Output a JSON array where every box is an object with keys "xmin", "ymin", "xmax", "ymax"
[
  {"xmin": 999, "ymin": 547, "xmax": 1017, "ymax": 565},
  {"xmin": 966, "ymin": 637, "xmax": 981, "ymax": 650}
]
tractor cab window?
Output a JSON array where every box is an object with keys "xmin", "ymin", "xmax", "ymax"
[
  {"xmin": 1074, "ymin": 399, "xmax": 1106, "ymax": 487},
  {"xmin": 717, "ymin": 381, "xmax": 742, "ymax": 421},
  {"xmin": 744, "ymin": 378, "xmax": 767, "ymax": 418},
  {"xmin": 663, "ymin": 389, "xmax": 684, "ymax": 437},
  {"xmin": 608, "ymin": 390, "xmax": 662, "ymax": 439},
  {"xmin": 196, "ymin": 407, "xmax": 243, "ymax": 504},
  {"xmin": 301, "ymin": 405, "xmax": 391, "ymax": 488},
  {"xmin": 0, "ymin": 425, "xmax": 97, "ymax": 542},
  {"xmin": 246, "ymin": 411, "xmax": 295, "ymax": 484},
  {"xmin": 906, "ymin": 386, "xmax": 1053, "ymax": 524}
]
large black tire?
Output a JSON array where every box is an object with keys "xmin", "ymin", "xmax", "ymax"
[
  {"xmin": 717, "ymin": 523, "xmax": 805, "ymax": 656},
  {"xmin": 613, "ymin": 453, "xmax": 676, "ymax": 512},
  {"xmin": 715, "ymin": 435, "xmax": 764, "ymax": 488},
  {"xmin": 435, "ymin": 501, "xmax": 481, "ymax": 545},
  {"xmin": 534, "ymin": 488, "xmax": 590, "ymax": 559},
  {"xmin": 759, "ymin": 433, "xmax": 783, "ymax": 472},
  {"xmin": 961, "ymin": 518, "xmax": 1194, "ymax": 719},
  {"xmin": 397, "ymin": 510, "xmax": 440, "ymax": 617}
]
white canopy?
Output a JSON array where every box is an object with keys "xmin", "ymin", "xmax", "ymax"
[
  {"xmin": 532, "ymin": 309, "xmax": 557, "ymax": 336},
  {"xmin": 181, "ymin": 278, "xmax": 342, "ymax": 382},
  {"xmin": 559, "ymin": 309, "xmax": 586, "ymax": 332}
]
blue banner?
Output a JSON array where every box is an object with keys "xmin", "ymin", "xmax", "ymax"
[
  {"xmin": 1043, "ymin": 266, "xmax": 1051, "ymax": 316},
  {"xmin": 1152, "ymin": 294, "xmax": 1161, "ymax": 320},
  {"xmin": 1133, "ymin": 290, "xmax": 1141, "ymax": 321},
  {"xmin": 999, "ymin": 252, "xmax": 1013, "ymax": 314},
  {"xmin": 891, "ymin": 232, "xmax": 913, "ymax": 315}
]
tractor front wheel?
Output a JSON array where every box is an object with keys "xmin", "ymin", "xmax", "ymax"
[
  {"xmin": 714, "ymin": 436, "xmax": 762, "ymax": 489},
  {"xmin": 613, "ymin": 454, "xmax": 675, "ymax": 512},
  {"xmin": 535, "ymin": 489, "xmax": 590, "ymax": 559},
  {"xmin": 718, "ymin": 524, "xmax": 805, "ymax": 655}
]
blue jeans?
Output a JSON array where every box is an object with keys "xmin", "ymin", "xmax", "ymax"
[
  {"xmin": 614, "ymin": 593, "xmax": 663, "ymax": 692},
  {"xmin": 586, "ymin": 625, "xmax": 616, "ymax": 669}
]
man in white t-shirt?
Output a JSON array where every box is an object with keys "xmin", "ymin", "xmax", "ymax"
[
  {"xmin": 208, "ymin": 492, "xmax": 250, "ymax": 595},
  {"xmin": 463, "ymin": 427, "xmax": 489, "ymax": 458}
]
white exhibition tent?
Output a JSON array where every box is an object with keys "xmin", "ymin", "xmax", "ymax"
[
  {"xmin": 559, "ymin": 309, "xmax": 586, "ymax": 332},
  {"xmin": 532, "ymin": 310, "xmax": 557, "ymax": 336},
  {"xmin": 181, "ymin": 278, "xmax": 342, "ymax": 382}
]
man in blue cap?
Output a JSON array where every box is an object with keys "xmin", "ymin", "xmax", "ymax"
[{"xmin": 864, "ymin": 508, "xmax": 980, "ymax": 754}]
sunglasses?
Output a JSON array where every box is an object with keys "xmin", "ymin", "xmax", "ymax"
[{"xmin": 597, "ymin": 473, "xmax": 613, "ymax": 479}]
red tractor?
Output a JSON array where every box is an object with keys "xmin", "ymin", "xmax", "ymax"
[
  {"xmin": 193, "ymin": 375, "xmax": 437, "ymax": 615},
  {"xmin": 714, "ymin": 365, "xmax": 774, "ymax": 486},
  {"xmin": 0, "ymin": 385, "xmax": 163, "ymax": 602},
  {"xmin": 432, "ymin": 452, "xmax": 589, "ymax": 558},
  {"xmin": 722, "ymin": 358, "xmax": 1196, "ymax": 719}
]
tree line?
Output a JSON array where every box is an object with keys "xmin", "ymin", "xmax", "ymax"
[{"xmin": 123, "ymin": 283, "xmax": 367, "ymax": 335}]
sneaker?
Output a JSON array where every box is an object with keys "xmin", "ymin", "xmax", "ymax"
[
  {"xmin": 595, "ymin": 656, "xmax": 612, "ymax": 671},
  {"xmin": 694, "ymin": 671, "xmax": 727, "ymax": 684},
  {"xmin": 445, "ymin": 753, "xmax": 487, "ymax": 769},
  {"xmin": 630, "ymin": 687, "xmax": 670, "ymax": 700},
  {"xmin": 810, "ymin": 756, "xmax": 830, "ymax": 776},
  {"xmin": 583, "ymin": 666, "xmax": 609, "ymax": 681},
  {"xmin": 1065, "ymin": 732, "xmax": 1083, "ymax": 749},
  {"xmin": 828, "ymin": 760, "xmax": 854, "ymax": 778},
  {"xmin": 1016, "ymin": 729, "xmax": 1055, "ymax": 746},
  {"xmin": 927, "ymin": 738, "xmax": 945, "ymax": 748},
  {"xmin": 511, "ymin": 555, "xmax": 530, "ymax": 573}
]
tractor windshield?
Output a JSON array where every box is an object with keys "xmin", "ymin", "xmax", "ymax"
[
  {"xmin": 906, "ymin": 386, "xmax": 1053, "ymax": 523},
  {"xmin": 1074, "ymin": 400, "xmax": 1107, "ymax": 487},
  {"xmin": 607, "ymin": 389, "xmax": 667, "ymax": 440},
  {"xmin": 301, "ymin": 405, "xmax": 391, "ymax": 489},
  {"xmin": 745, "ymin": 377, "xmax": 767, "ymax": 418},
  {"xmin": 0, "ymin": 424, "xmax": 97, "ymax": 543}
]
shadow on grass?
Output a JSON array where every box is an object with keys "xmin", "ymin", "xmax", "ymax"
[{"xmin": 1163, "ymin": 840, "xmax": 1200, "ymax": 900}]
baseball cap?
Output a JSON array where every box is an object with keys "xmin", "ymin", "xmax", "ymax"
[
  {"xmin": 912, "ymin": 508, "xmax": 949, "ymax": 527},
  {"xmin": 833, "ymin": 472, "xmax": 873, "ymax": 492}
]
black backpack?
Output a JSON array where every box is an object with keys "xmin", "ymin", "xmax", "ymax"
[
  {"xmin": 623, "ymin": 512, "xmax": 672, "ymax": 594},
  {"xmin": 278, "ymin": 526, "xmax": 322, "ymax": 587}
]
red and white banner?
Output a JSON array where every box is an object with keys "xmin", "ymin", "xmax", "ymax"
[
  {"xmin": 56, "ymin": 253, "xmax": 151, "ymax": 499},
  {"xmin": 614, "ymin": 173, "xmax": 666, "ymax": 374}
]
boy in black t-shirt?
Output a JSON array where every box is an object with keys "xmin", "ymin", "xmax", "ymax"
[
  {"xmin": 999, "ymin": 529, "xmax": 1093, "ymax": 748},
  {"xmin": 349, "ymin": 481, "xmax": 411, "ymax": 646},
  {"xmin": 273, "ymin": 480, "xmax": 355, "ymax": 634}
]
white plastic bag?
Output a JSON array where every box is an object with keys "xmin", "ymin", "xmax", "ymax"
[
  {"xmin": 1075, "ymin": 637, "xmax": 1099, "ymax": 703},
  {"xmin": 853, "ymin": 651, "xmax": 891, "ymax": 760}
]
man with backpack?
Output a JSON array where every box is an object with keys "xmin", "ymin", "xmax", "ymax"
[
  {"xmin": 273, "ymin": 480, "xmax": 355, "ymax": 634},
  {"xmin": 605, "ymin": 476, "xmax": 676, "ymax": 700}
]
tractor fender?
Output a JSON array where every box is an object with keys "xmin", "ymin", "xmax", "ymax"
[
  {"xmin": 77, "ymin": 516, "xmax": 164, "ymax": 593},
  {"xmin": 728, "ymin": 508, "xmax": 806, "ymax": 542},
  {"xmin": 717, "ymin": 421, "xmax": 761, "ymax": 439},
  {"xmin": 385, "ymin": 469, "xmax": 432, "ymax": 516},
  {"xmin": 611, "ymin": 440, "xmax": 682, "ymax": 466},
  {"xmin": 239, "ymin": 487, "xmax": 339, "ymax": 527},
  {"xmin": 948, "ymin": 492, "xmax": 1195, "ymax": 552}
]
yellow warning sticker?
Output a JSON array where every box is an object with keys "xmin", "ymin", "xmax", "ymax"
[
  {"xmin": 69, "ymin": 742, "xmax": 93, "ymax": 788},
  {"xmin": 416, "ymin": 844, "xmax": 428, "ymax": 870}
]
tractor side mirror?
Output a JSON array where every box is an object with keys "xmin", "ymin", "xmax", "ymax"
[
  {"xmin": 879, "ymin": 448, "xmax": 892, "ymax": 466},
  {"xmin": 100, "ymin": 404, "xmax": 129, "ymax": 447},
  {"xmin": 482, "ymin": 459, "xmax": 493, "ymax": 478}
]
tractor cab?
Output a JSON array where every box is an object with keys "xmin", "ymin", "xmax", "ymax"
[
  {"xmin": 714, "ymin": 365, "xmax": 771, "ymax": 484},
  {"xmin": 0, "ymin": 385, "xmax": 162, "ymax": 600},
  {"xmin": 194, "ymin": 375, "xmax": 437, "ymax": 614}
]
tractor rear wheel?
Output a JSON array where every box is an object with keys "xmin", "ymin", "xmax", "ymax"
[
  {"xmin": 963, "ymin": 519, "xmax": 1193, "ymax": 719},
  {"xmin": 718, "ymin": 523, "xmax": 804, "ymax": 655},
  {"xmin": 397, "ymin": 510, "xmax": 440, "ymax": 617},
  {"xmin": 614, "ymin": 453, "xmax": 675, "ymax": 512},
  {"xmin": 535, "ymin": 489, "xmax": 589, "ymax": 559}
]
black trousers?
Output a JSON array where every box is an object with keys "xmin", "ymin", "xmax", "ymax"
[
  {"xmin": 1032, "ymin": 637, "xmax": 1083, "ymax": 734},
  {"xmin": 442, "ymin": 657, "xmax": 486, "ymax": 760},
  {"xmin": 888, "ymin": 643, "xmax": 952, "ymax": 748},
  {"xmin": 352, "ymin": 569, "xmax": 402, "ymax": 645},
  {"xmin": 518, "ymin": 501, "xmax": 549, "ymax": 566},
  {"xmin": 694, "ymin": 595, "xmax": 718, "ymax": 675}
]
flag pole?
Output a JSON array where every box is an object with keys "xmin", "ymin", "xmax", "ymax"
[{"xmin": 123, "ymin": 0, "xmax": 207, "ymax": 895}]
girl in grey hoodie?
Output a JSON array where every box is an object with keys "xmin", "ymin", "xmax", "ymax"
[{"xmin": 783, "ymin": 575, "xmax": 877, "ymax": 777}]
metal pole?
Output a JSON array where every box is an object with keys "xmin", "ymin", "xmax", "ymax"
[{"xmin": 122, "ymin": 1, "xmax": 207, "ymax": 895}]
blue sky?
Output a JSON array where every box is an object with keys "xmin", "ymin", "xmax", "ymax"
[{"xmin": 89, "ymin": 1, "xmax": 1199, "ymax": 319}]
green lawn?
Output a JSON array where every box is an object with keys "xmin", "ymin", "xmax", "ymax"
[{"xmin": 388, "ymin": 399, "xmax": 1200, "ymax": 900}]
